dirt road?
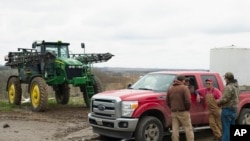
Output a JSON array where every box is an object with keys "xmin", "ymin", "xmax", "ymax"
[{"xmin": 0, "ymin": 105, "xmax": 214, "ymax": 141}]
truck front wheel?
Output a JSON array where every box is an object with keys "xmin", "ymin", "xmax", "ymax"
[
  {"xmin": 7, "ymin": 77, "xmax": 22, "ymax": 105},
  {"xmin": 237, "ymin": 108, "xmax": 250, "ymax": 125},
  {"xmin": 135, "ymin": 116, "xmax": 164, "ymax": 141},
  {"xmin": 30, "ymin": 77, "xmax": 48, "ymax": 112}
]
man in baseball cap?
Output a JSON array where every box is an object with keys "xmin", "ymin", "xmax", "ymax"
[
  {"xmin": 196, "ymin": 78, "xmax": 222, "ymax": 140},
  {"xmin": 217, "ymin": 72, "xmax": 239, "ymax": 141}
]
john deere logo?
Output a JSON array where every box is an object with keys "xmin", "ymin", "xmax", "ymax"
[{"xmin": 97, "ymin": 104, "xmax": 105, "ymax": 111}]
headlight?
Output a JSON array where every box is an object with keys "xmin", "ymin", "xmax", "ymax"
[
  {"xmin": 121, "ymin": 101, "xmax": 138, "ymax": 117},
  {"xmin": 69, "ymin": 65, "xmax": 77, "ymax": 69}
]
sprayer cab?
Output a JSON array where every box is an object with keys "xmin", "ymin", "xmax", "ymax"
[{"xmin": 31, "ymin": 40, "xmax": 70, "ymax": 58}]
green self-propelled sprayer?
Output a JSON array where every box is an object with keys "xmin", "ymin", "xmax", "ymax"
[{"xmin": 5, "ymin": 40, "xmax": 114, "ymax": 112}]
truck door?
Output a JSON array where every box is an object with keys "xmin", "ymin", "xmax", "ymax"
[{"xmin": 185, "ymin": 75, "xmax": 209, "ymax": 125}]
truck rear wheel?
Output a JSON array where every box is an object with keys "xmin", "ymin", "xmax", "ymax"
[
  {"xmin": 237, "ymin": 108, "xmax": 250, "ymax": 125},
  {"xmin": 135, "ymin": 116, "xmax": 164, "ymax": 141},
  {"xmin": 7, "ymin": 77, "xmax": 22, "ymax": 105},
  {"xmin": 30, "ymin": 77, "xmax": 48, "ymax": 112},
  {"xmin": 55, "ymin": 84, "xmax": 70, "ymax": 104}
]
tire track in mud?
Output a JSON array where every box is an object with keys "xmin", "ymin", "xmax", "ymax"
[
  {"xmin": 0, "ymin": 105, "xmax": 96, "ymax": 141},
  {"xmin": 53, "ymin": 122, "xmax": 89, "ymax": 138}
]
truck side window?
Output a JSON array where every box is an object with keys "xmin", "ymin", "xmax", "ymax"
[{"xmin": 185, "ymin": 76, "xmax": 198, "ymax": 94}]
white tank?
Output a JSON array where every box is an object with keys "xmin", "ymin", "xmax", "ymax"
[{"xmin": 210, "ymin": 46, "xmax": 250, "ymax": 86}]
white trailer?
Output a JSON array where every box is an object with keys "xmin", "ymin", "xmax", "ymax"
[{"xmin": 210, "ymin": 46, "xmax": 250, "ymax": 86}]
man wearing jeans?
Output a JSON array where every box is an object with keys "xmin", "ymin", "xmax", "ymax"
[
  {"xmin": 167, "ymin": 75, "xmax": 194, "ymax": 141},
  {"xmin": 217, "ymin": 72, "xmax": 240, "ymax": 141}
]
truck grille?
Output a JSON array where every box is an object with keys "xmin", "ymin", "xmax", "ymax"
[
  {"xmin": 65, "ymin": 67, "xmax": 83, "ymax": 79},
  {"xmin": 91, "ymin": 98, "xmax": 118, "ymax": 119}
]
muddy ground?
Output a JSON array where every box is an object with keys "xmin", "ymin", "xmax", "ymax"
[{"xmin": 0, "ymin": 104, "xmax": 214, "ymax": 141}]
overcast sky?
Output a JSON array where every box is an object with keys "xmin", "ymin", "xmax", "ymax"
[{"xmin": 1, "ymin": 0, "xmax": 250, "ymax": 69}]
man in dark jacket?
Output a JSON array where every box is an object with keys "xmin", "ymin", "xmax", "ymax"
[{"xmin": 167, "ymin": 75, "xmax": 194, "ymax": 141}]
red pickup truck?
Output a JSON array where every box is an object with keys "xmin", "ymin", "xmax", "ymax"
[{"xmin": 88, "ymin": 71, "xmax": 250, "ymax": 141}]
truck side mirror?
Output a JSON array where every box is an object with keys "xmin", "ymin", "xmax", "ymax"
[
  {"xmin": 81, "ymin": 43, "xmax": 85, "ymax": 48},
  {"xmin": 127, "ymin": 84, "xmax": 132, "ymax": 88}
]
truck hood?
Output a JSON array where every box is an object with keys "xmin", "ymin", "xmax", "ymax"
[{"xmin": 92, "ymin": 89, "xmax": 166, "ymax": 101}]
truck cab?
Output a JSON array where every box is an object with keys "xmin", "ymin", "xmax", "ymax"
[{"xmin": 88, "ymin": 71, "xmax": 250, "ymax": 141}]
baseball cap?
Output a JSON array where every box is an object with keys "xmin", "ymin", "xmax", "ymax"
[
  {"xmin": 224, "ymin": 72, "xmax": 234, "ymax": 80},
  {"xmin": 205, "ymin": 78, "xmax": 213, "ymax": 83}
]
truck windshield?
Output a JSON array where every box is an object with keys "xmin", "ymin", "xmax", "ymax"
[{"xmin": 130, "ymin": 73, "xmax": 176, "ymax": 92}]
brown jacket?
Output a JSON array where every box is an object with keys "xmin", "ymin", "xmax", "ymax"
[{"xmin": 167, "ymin": 80, "xmax": 191, "ymax": 112}]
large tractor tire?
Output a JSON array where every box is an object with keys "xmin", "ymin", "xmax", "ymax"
[
  {"xmin": 7, "ymin": 77, "xmax": 22, "ymax": 105},
  {"xmin": 30, "ymin": 77, "xmax": 48, "ymax": 112},
  {"xmin": 93, "ymin": 76, "xmax": 103, "ymax": 94},
  {"xmin": 82, "ymin": 76, "xmax": 103, "ymax": 107},
  {"xmin": 135, "ymin": 116, "xmax": 164, "ymax": 141},
  {"xmin": 55, "ymin": 84, "xmax": 70, "ymax": 104}
]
